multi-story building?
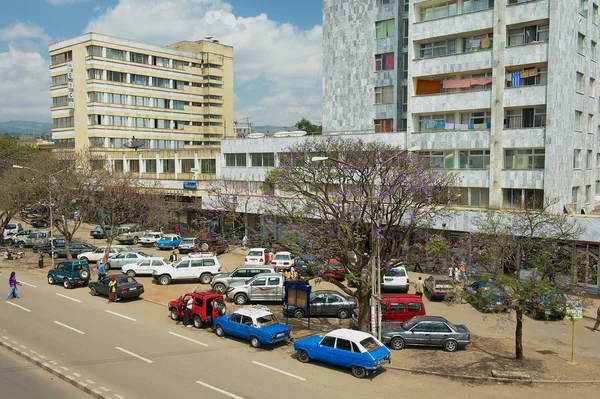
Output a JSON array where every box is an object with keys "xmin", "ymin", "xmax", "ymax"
[{"xmin": 48, "ymin": 33, "xmax": 234, "ymax": 202}]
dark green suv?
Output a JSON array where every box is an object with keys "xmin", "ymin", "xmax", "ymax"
[{"xmin": 47, "ymin": 260, "xmax": 91, "ymax": 289}]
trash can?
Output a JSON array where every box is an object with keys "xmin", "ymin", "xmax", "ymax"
[{"xmin": 38, "ymin": 254, "xmax": 44, "ymax": 269}]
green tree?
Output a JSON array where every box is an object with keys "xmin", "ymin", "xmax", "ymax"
[{"xmin": 295, "ymin": 117, "xmax": 322, "ymax": 135}]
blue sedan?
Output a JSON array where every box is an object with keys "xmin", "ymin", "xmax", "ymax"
[
  {"xmin": 213, "ymin": 308, "xmax": 291, "ymax": 348},
  {"xmin": 293, "ymin": 328, "xmax": 391, "ymax": 378},
  {"xmin": 156, "ymin": 234, "xmax": 183, "ymax": 250}
]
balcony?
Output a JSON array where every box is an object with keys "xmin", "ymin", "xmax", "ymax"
[
  {"xmin": 184, "ymin": 85, "xmax": 224, "ymax": 97},
  {"xmin": 184, "ymin": 125, "xmax": 223, "ymax": 135},
  {"xmin": 412, "ymin": 50, "xmax": 492, "ymax": 78},
  {"xmin": 502, "ymin": 170, "xmax": 545, "ymax": 189},
  {"xmin": 413, "ymin": 8, "xmax": 493, "ymax": 42},
  {"xmin": 456, "ymin": 170, "xmax": 490, "ymax": 187},
  {"xmin": 411, "ymin": 89, "xmax": 491, "ymax": 114},
  {"xmin": 502, "ymin": 128, "xmax": 546, "ymax": 148},
  {"xmin": 506, "ymin": 0, "xmax": 550, "ymax": 26},
  {"xmin": 504, "ymin": 84, "xmax": 547, "ymax": 108},
  {"xmin": 413, "ymin": 130, "xmax": 490, "ymax": 150},
  {"xmin": 505, "ymin": 42, "xmax": 548, "ymax": 67}
]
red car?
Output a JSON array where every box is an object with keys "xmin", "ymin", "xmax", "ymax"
[
  {"xmin": 168, "ymin": 291, "xmax": 226, "ymax": 328},
  {"xmin": 324, "ymin": 259, "xmax": 347, "ymax": 280},
  {"xmin": 198, "ymin": 239, "xmax": 228, "ymax": 255}
]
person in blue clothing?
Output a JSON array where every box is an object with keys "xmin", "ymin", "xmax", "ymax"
[{"xmin": 98, "ymin": 261, "xmax": 107, "ymax": 281}]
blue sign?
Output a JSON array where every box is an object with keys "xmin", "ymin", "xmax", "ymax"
[{"xmin": 183, "ymin": 182, "xmax": 197, "ymax": 190}]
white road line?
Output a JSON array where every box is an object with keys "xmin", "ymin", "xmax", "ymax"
[
  {"xmin": 251, "ymin": 361, "xmax": 306, "ymax": 381},
  {"xmin": 19, "ymin": 281, "xmax": 37, "ymax": 288},
  {"xmin": 54, "ymin": 321, "xmax": 86, "ymax": 335},
  {"xmin": 60, "ymin": 366, "xmax": 70, "ymax": 371},
  {"xmin": 49, "ymin": 361, "xmax": 58, "ymax": 365},
  {"xmin": 105, "ymin": 310, "xmax": 136, "ymax": 322},
  {"xmin": 72, "ymin": 372, "xmax": 82, "ymax": 378},
  {"xmin": 100, "ymin": 386, "xmax": 110, "ymax": 392},
  {"xmin": 196, "ymin": 381, "xmax": 244, "ymax": 399},
  {"xmin": 113, "ymin": 394, "xmax": 124, "ymax": 399},
  {"xmin": 86, "ymin": 380, "xmax": 96, "ymax": 384},
  {"xmin": 167, "ymin": 331, "xmax": 209, "ymax": 347},
  {"xmin": 19, "ymin": 345, "xmax": 27, "ymax": 349},
  {"xmin": 29, "ymin": 350, "xmax": 37, "ymax": 354},
  {"xmin": 6, "ymin": 302, "xmax": 32, "ymax": 312},
  {"xmin": 1, "ymin": 335, "xmax": 8, "ymax": 339},
  {"xmin": 56, "ymin": 293, "xmax": 82, "ymax": 303},
  {"xmin": 115, "ymin": 347, "xmax": 153, "ymax": 364}
]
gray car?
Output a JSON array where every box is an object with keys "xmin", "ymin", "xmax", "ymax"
[
  {"xmin": 381, "ymin": 316, "xmax": 471, "ymax": 352},
  {"xmin": 424, "ymin": 276, "xmax": 456, "ymax": 300},
  {"xmin": 106, "ymin": 251, "xmax": 151, "ymax": 269},
  {"xmin": 282, "ymin": 290, "xmax": 357, "ymax": 319},
  {"xmin": 210, "ymin": 266, "xmax": 275, "ymax": 294}
]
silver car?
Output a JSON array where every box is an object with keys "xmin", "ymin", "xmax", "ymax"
[
  {"xmin": 106, "ymin": 251, "xmax": 151, "ymax": 270},
  {"xmin": 424, "ymin": 276, "xmax": 456, "ymax": 300},
  {"xmin": 211, "ymin": 266, "xmax": 275, "ymax": 294},
  {"xmin": 381, "ymin": 316, "xmax": 471, "ymax": 352}
]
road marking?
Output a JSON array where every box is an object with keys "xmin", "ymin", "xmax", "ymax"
[
  {"xmin": 251, "ymin": 361, "xmax": 306, "ymax": 381},
  {"xmin": 113, "ymin": 394, "xmax": 124, "ymax": 399},
  {"xmin": 100, "ymin": 386, "xmax": 110, "ymax": 392},
  {"xmin": 168, "ymin": 331, "xmax": 209, "ymax": 347},
  {"xmin": 86, "ymin": 379, "xmax": 96, "ymax": 384},
  {"xmin": 6, "ymin": 302, "xmax": 32, "ymax": 312},
  {"xmin": 56, "ymin": 293, "xmax": 82, "ymax": 303},
  {"xmin": 19, "ymin": 281, "xmax": 37, "ymax": 288},
  {"xmin": 29, "ymin": 350, "xmax": 37, "ymax": 354},
  {"xmin": 1, "ymin": 335, "xmax": 8, "ymax": 339},
  {"xmin": 39, "ymin": 355, "xmax": 47, "ymax": 360},
  {"xmin": 60, "ymin": 366, "xmax": 70, "ymax": 371},
  {"xmin": 105, "ymin": 310, "xmax": 136, "ymax": 322},
  {"xmin": 196, "ymin": 381, "xmax": 244, "ymax": 399},
  {"xmin": 54, "ymin": 321, "xmax": 85, "ymax": 335},
  {"xmin": 49, "ymin": 360, "xmax": 58, "ymax": 365},
  {"xmin": 80, "ymin": 382, "xmax": 88, "ymax": 387},
  {"xmin": 115, "ymin": 347, "xmax": 152, "ymax": 364},
  {"xmin": 19, "ymin": 345, "xmax": 27, "ymax": 349},
  {"xmin": 72, "ymin": 372, "xmax": 81, "ymax": 378}
]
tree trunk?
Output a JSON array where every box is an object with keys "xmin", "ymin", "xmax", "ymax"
[
  {"xmin": 64, "ymin": 237, "xmax": 72, "ymax": 260},
  {"xmin": 515, "ymin": 308, "xmax": 524, "ymax": 360},
  {"xmin": 356, "ymin": 282, "xmax": 372, "ymax": 332}
]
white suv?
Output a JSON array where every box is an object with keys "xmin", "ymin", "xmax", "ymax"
[
  {"xmin": 77, "ymin": 246, "xmax": 131, "ymax": 263},
  {"xmin": 122, "ymin": 257, "xmax": 170, "ymax": 277},
  {"xmin": 152, "ymin": 254, "xmax": 221, "ymax": 285},
  {"xmin": 381, "ymin": 265, "xmax": 409, "ymax": 293},
  {"xmin": 244, "ymin": 248, "xmax": 268, "ymax": 265}
]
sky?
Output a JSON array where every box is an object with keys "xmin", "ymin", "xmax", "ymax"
[{"xmin": 0, "ymin": 0, "xmax": 323, "ymax": 127}]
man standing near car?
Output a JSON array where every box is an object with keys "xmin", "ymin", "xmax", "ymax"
[
  {"xmin": 414, "ymin": 277, "xmax": 424, "ymax": 298},
  {"xmin": 593, "ymin": 306, "xmax": 600, "ymax": 332},
  {"xmin": 169, "ymin": 251, "xmax": 177, "ymax": 263},
  {"xmin": 98, "ymin": 261, "xmax": 106, "ymax": 281},
  {"xmin": 183, "ymin": 296, "xmax": 193, "ymax": 327}
]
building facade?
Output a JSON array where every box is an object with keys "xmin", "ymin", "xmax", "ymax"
[{"xmin": 48, "ymin": 33, "xmax": 234, "ymax": 197}]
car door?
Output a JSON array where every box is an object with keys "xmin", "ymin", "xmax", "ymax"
[
  {"xmin": 224, "ymin": 313, "xmax": 242, "ymax": 336},
  {"xmin": 173, "ymin": 260, "xmax": 190, "ymax": 279},
  {"xmin": 428, "ymin": 322, "xmax": 453, "ymax": 346},
  {"xmin": 92, "ymin": 247, "xmax": 104, "ymax": 261},
  {"xmin": 325, "ymin": 293, "xmax": 346, "ymax": 316},
  {"xmin": 237, "ymin": 315, "xmax": 254, "ymax": 340},
  {"xmin": 407, "ymin": 321, "xmax": 432, "ymax": 346},
  {"xmin": 54, "ymin": 262, "xmax": 66, "ymax": 280},
  {"xmin": 125, "ymin": 252, "xmax": 139, "ymax": 265},
  {"xmin": 310, "ymin": 293, "xmax": 326, "ymax": 316},
  {"xmin": 150, "ymin": 260, "xmax": 165, "ymax": 275},
  {"xmin": 249, "ymin": 277, "xmax": 267, "ymax": 300},
  {"xmin": 332, "ymin": 338, "xmax": 357, "ymax": 368},
  {"xmin": 228, "ymin": 269, "xmax": 246, "ymax": 284},
  {"xmin": 136, "ymin": 259, "xmax": 152, "ymax": 274},
  {"xmin": 190, "ymin": 259, "xmax": 204, "ymax": 279},
  {"xmin": 266, "ymin": 276, "xmax": 282, "ymax": 301},
  {"xmin": 98, "ymin": 277, "xmax": 112, "ymax": 296},
  {"xmin": 313, "ymin": 336, "xmax": 335, "ymax": 363}
]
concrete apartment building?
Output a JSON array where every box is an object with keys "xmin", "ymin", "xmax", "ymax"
[{"xmin": 49, "ymin": 33, "xmax": 234, "ymax": 200}]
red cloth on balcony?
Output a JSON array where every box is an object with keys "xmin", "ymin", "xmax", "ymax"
[
  {"xmin": 470, "ymin": 76, "xmax": 493, "ymax": 86},
  {"xmin": 442, "ymin": 79, "xmax": 471, "ymax": 89}
]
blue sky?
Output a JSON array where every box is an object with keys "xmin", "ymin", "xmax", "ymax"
[{"xmin": 0, "ymin": 0, "xmax": 323, "ymax": 127}]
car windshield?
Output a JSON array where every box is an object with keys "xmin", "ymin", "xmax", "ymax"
[
  {"xmin": 7, "ymin": 224, "xmax": 17, "ymax": 229},
  {"xmin": 401, "ymin": 317, "xmax": 418, "ymax": 330},
  {"xmin": 446, "ymin": 321, "xmax": 458, "ymax": 331},
  {"xmin": 143, "ymin": 234, "xmax": 154, "ymax": 238},
  {"xmin": 255, "ymin": 314, "xmax": 278, "ymax": 327},
  {"xmin": 138, "ymin": 252, "xmax": 150, "ymax": 257},
  {"xmin": 386, "ymin": 268, "xmax": 406, "ymax": 277},
  {"xmin": 329, "ymin": 263, "xmax": 343, "ymax": 269},
  {"xmin": 123, "ymin": 276, "xmax": 137, "ymax": 284},
  {"xmin": 274, "ymin": 254, "xmax": 289, "ymax": 260},
  {"xmin": 248, "ymin": 251, "xmax": 263, "ymax": 256},
  {"xmin": 359, "ymin": 337, "xmax": 382, "ymax": 353}
]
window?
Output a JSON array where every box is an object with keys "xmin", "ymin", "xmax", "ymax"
[
  {"xmin": 180, "ymin": 159, "xmax": 195, "ymax": 172},
  {"xmin": 154, "ymin": 57, "xmax": 169, "ymax": 67},
  {"xmin": 267, "ymin": 277, "xmax": 280, "ymax": 286},
  {"xmin": 174, "ymin": 80, "xmax": 186, "ymax": 90},
  {"xmin": 162, "ymin": 159, "xmax": 175, "ymax": 173},
  {"xmin": 86, "ymin": 46, "xmax": 102, "ymax": 57},
  {"xmin": 471, "ymin": 188, "xmax": 489, "ymax": 207},
  {"xmin": 130, "ymin": 52, "xmax": 149, "ymax": 64},
  {"xmin": 52, "ymin": 96, "xmax": 68, "ymax": 107},
  {"xmin": 375, "ymin": 86, "xmax": 394, "ymax": 104},
  {"xmin": 586, "ymin": 185, "xmax": 592, "ymax": 203},
  {"xmin": 419, "ymin": 39, "xmax": 457, "ymax": 58},
  {"xmin": 105, "ymin": 48, "xmax": 125, "ymax": 61},
  {"xmin": 589, "ymin": 114, "xmax": 595, "ymax": 133},
  {"xmin": 420, "ymin": 151, "xmax": 455, "ymax": 169},
  {"xmin": 320, "ymin": 336, "xmax": 336, "ymax": 347},
  {"xmin": 590, "ymin": 79, "xmax": 596, "ymax": 97},
  {"xmin": 506, "ymin": 66, "xmax": 548, "ymax": 87},
  {"xmin": 374, "ymin": 118, "xmax": 393, "ymax": 132},
  {"xmin": 595, "ymin": 2, "xmax": 599, "ymax": 24},
  {"xmin": 145, "ymin": 159, "xmax": 156, "ymax": 173},
  {"xmin": 173, "ymin": 100, "xmax": 185, "ymax": 110},
  {"xmin": 408, "ymin": 302, "xmax": 423, "ymax": 312},
  {"xmin": 463, "ymin": 33, "xmax": 493, "ymax": 53},
  {"xmin": 580, "ymin": 0, "xmax": 589, "ymax": 17},
  {"xmin": 503, "ymin": 189, "xmax": 544, "ymax": 209},
  {"xmin": 572, "ymin": 187, "xmax": 580, "ymax": 204},
  {"xmin": 376, "ymin": 0, "xmax": 392, "ymax": 4},
  {"xmin": 54, "ymin": 139, "xmax": 75, "ymax": 148},
  {"xmin": 574, "ymin": 149, "xmax": 581, "ymax": 169},
  {"xmin": 459, "ymin": 150, "xmax": 490, "ymax": 169},
  {"xmin": 51, "ymin": 51, "xmax": 72, "ymax": 65},
  {"xmin": 131, "ymin": 74, "xmax": 149, "ymax": 85},
  {"xmin": 200, "ymin": 159, "xmax": 216, "ymax": 174},
  {"xmin": 575, "ymin": 111, "xmax": 584, "ymax": 131},
  {"xmin": 51, "ymin": 74, "xmax": 68, "ymax": 86},
  {"xmin": 460, "ymin": 111, "xmax": 492, "ymax": 125},
  {"xmin": 596, "ymin": 181, "xmax": 600, "ymax": 195},
  {"xmin": 462, "ymin": 0, "xmax": 493, "ymax": 13},
  {"xmin": 587, "ymin": 150, "xmax": 593, "ymax": 169},
  {"xmin": 578, "ymin": 33, "xmax": 586, "ymax": 55},
  {"xmin": 336, "ymin": 338, "xmax": 352, "ymax": 352},
  {"xmin": 250, "ymin": 153, "xmax": 275, "ymax": 167},
  {"xmin": 225, "ymin": 153, "xmax": 247, "ymax": 167},
  {"xmin": 153, "ymin": 78, "xmax": 170, "ymax": 89},
  {"xmin": 53, "ymin": 117, "xmax": 74, "ymax": 128},
  {"xmin": 375, "ymin": 19, "xmax": 394, "ymax": 39},
  {"xmin": 129, "ymin": 160, "xmax": 139, "ymax": 173},
  {"xmin": 173, "ymin": 60, "xmax": 185, "ymax": 70},
  {"xmin": 504, "ymin": 149, "xmax": 545, "ymax": 169},
  {"xmin": 504, "ymin": 108, "xmax": 546, "ymax": 128},
  {"xmin": 420, "ymin": 1, "xmax": 458, "ymax": 21},
  {"xmin": 375, "ymin": 52, "xmax": 394, "ymax": 71},
  {"xmin": 113, "ymin": 160, "xmax": 124, "ymax": 172},
  {"xmin": 389, "ymin": 302, "xmax": 406, "ymax": 312},
  {"xmin": 88, "ymin": 137, "xmax": 105, "ymax": 147},
  {"xmin": 507, "ymin": 24, "xmax": 549, "ymax": 46}
]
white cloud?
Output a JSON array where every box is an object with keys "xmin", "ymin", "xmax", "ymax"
[
  {"xmin": 46, "ymin": 0, "xmax": 89, "ymax": 5},
  {"xmin": 84, "ymin": 0, "xmax": 322, "ymax": 126},
  {"xmin": 0, "ymin": 22, "xmax": 51, "ymax": 43},
  {"xmin": 0, "ymin": 45, "xmax": 50, "ymax": 122}
]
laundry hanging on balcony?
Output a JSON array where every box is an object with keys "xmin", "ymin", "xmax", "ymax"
[
  {"xmin": 470, "ymin": 76, "xmax": 493, "ymax": 86},
  {"xmin": 416, "ymin": 79, "xmax": 442, "ymax": 95},
  {"xmin": 442, "ymin": 78, "xmax": 472, "ymax": 89},
  {"xmin": 511, "ymin": 71, "xmax": 521, "ymax": 87}
]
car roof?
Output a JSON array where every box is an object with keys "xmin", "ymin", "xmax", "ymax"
[
  {"xmin": 326, "ymin": 328, "xmax": 373, "ymax": 341},
  {"xmin": 252, "ymin": 272, "xmax": 283, "ymax": 278},
  {"xmin": 388, "ymin": 265, "xmax": 407, "ymax": 270},
  {"xmin": 162, "ymin": 234, "xmax": 179, "ymax": 238},
  {"xmin": 248, "ymin": 248, "xmax": 267, "ymax": 251},
  {"xmin": 145, "ymin": 232, "xmax": 162, "ymax": 235},
  {"xmin": 140, "ymin": 257, "xmax": 165, "ymax": 261},
  {"xmin": 410, "ymin": 316, "xmax": 448, "ymax": 322},
  {"xmin": 189, "ymin": 291, "xmax": 222, "ymax": 298},
  {"xmin": 275, "ymin": 251, "xmax": 291, "ymax": 255},
  {"xmin": 235, "ymin": 265, "xmax": 274, "ymax": 270},
  {"xmin": 312, "ymin": 290, "xmax": 346, "ymax": 296},
  {"xmin": 234, "ymin": 307, "xmax": 273, "ymax": 318},
  {"xmin": 382, "ymin": 293, "xmax": 422, "ymax": 300}
]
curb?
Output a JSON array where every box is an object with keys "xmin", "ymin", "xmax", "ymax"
[
  {"xmin": 386, "ymin": 364, "xmax": 600, "ymax": 385},
  {"xmin": 0, "ymin": 338, "xmax": 111, "ymax": 399},
  {"xmin": 142, "ymin": 297, "xmax": 167, "ymax": 307}
]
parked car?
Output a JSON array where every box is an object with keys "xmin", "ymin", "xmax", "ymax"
[
  {"xmin": 4, "ymin": 230, "xmax": 33, "ymax": 245},
  {"xmin": 226, "ymin": 272, "xmax": 287, "ymax": 305},
  {"xmin": 47, "ymin": 260, "xmax": 91, "ymax": 289},
  {"xmin": 106, "ymin": 251, "xmax": 151, "ymax": 269},
  {"xmin": 294, "ymin": 256, "xmax": 317, "ymax": 275},
  {"xmin": 50, "ymin": 243, "xmax": 97, "ymax": 259},
  {"xmin": 270, "ymin": 251, "xmax": 294, "ymax": 270},
  {"xmin": 31, "ymin": 218, "xmax": 49, "ymax": 228},
  {"xmin": 348, "ymin": 266, "xmax": 370, "ymax": 288},
  {"xmin": 293, "ymin": 328, "xmax": 391, "ymax": 379},
  {"xmin": 467, "ymin": 280, "xmax": 509, "ymax": 312},
  {"xmin": 122, "ymin": 257, "xmax": 170, "ymax": 277},
  {"xmin": 139, "ymin": 232, "xmax": 163, "ymax": 247},
  {"xmin": 168, "ymin": 291, "xmax": 226, "ymax": 328},
  {"xmin": 244, "ymin": 248, "xmax": 269, "ymax": 265},
  {"xmin": 352, "ymin": 294, "xmax": 426, "ymax": 328},
  {"xmin": 213, "ymin": 307, "xmax": 291, "ymax": 348},
  {"xmin": 526, "ymin": 290, "xmax": 566, "ymax": 319},
  {"xmin": 178, "ymin": 237, "xmax": 201, "ymax": 254},
  {"xmin": 324, "ymin": 259, "xmax": 347, "ymax": 280},
  {"xmin": 156, "ymin": 234, "xmax": 183, "ymax": 250},
  {"xmin": 210, "ymin": 266, "xmax": 275, "ymax": 294},
  {"xmin": 14, "ymin": 230, "xmax": 51, "ymax": 248},
  {"xmin": 115, "ymin": 224, "xmax": 146, "ymax": 245},
  {"xmin": 381, "ymin": 316, "xmax": 471, "ymax": 352},
  {"xmin": 282, "ymin": 290, "xmax": 357, "ymax": 319},
  {"xmin": 77, "ymin": 246, "xmax": 132, "ymax": 263},
  {"xmin": 198, "ymin": 239, "xmax": 228, "ymax": 255},
  {"xmin": 3, "ymin": 223, "xmax": 23, "ymax": 238},
  {"xmin": 424, "ymin": 276, "xmax": 456, "ymax": 300},
  {"xmin": 381, "ymin": 265, "xmax": 409, "ymax": 293},
  {"xmin": 32, "ymin": 238, "xmax": 66, "ymax": 255},
  {"xmin": 90, "ymin": 225, "xmax": 111, "ymax": 239},
  {"xmin": 89, "ymin": 275, "xmax": 144, "ymax": 300},
  {"xmin": 152, "ymin": 254, "xmax": 222, "ymax": 285}
]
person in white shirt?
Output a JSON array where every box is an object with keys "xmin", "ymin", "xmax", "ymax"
[{"xmin": 183, "ymin": 297, "xmax": 193, "ymax": 327}]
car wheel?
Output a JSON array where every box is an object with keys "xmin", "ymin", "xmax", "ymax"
[
  {"xmin": 193, "ymin": 315, "xmax": 203, "ymax": 329},
  {"xmin": 390, "ymin": 337, "xmax": 405, "ymax": 350},
  {"xmin": 82, "ymin": 280, "xmax": 89, "ymax": 287},
  {"xmin": 133, "ymin": 237, "xmax": 139, "ymax": 244},
  {"xmin": 293, "ymin": 308, "xmax": 305, "ymax": 319},
  {"xmin": 443, "ymin": 340, "xmax": 458, "ymax": 352},
  {"xmin": 47, "ymin": 275, "xmax": 55, "ymax": 285},
  {"xmin": 297, "ymin": 349, "xmax": 310, "ymax": 363},
  {"xmin": 337, "ymin": 308, "xmax": 350, "ymax": 319},
  {"xmin": 250, "ymin": 336, "xmax": 261, "ymax": 348},
  {"xmin": 170, "ymin": 308, "xmax": 179, "ymax": 320},
  {"xmin": 215, "ymin": 325, "xmax": 225, "ymax": 337},
  {"xmin": 200, "ymin": 273, "xmax": 212, "ymax": 285},
  {"xmin": 17, "ymin": 241, "xmax": 25, "ymax": 249},
  {"xmin": 63, "ymin": 279, "xmax": 71, "ymax": 289},
  {"xmin": 90, "ymin": 286, "xmax": 98, "ymax": 296},
  {"xmin": 351, "ymin": 365, "xmax": 366, "ymax": 379},
  {"xmin": 79, "ymin": 270, "xmax": 90, "ymax": 280},
  {"xmin": 80, "ymin": 257, "xmax": 89, "ymax": 263},
  {"xmin": 234, "ymin": 293, "xmax": 248, "ymax": 305},
  {"xmin": 215, "ymin": 300, "xmax": 227, "ymax": 316},
  {"xmin": 126, "ymin": 270, "xmax": 136, "ymax": 277},
  {"xmin": 52, "ymin": 252, "xmax": 59, "ymax": 259},
  {"xmin": 159, "ymin": 275, "xmax": 171, "ymax": 285},
  {"xmin": 213, "ymin": 283, "xmax": 226, "ymax": 294}
]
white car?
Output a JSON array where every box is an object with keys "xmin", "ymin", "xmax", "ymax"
[
  {"xmin": 381, "ymin": 265, "xmax": 409, "ymax": 293},
  {"xmin": 270, "ymin": 251, "xmax": 294, "ymax": 270},
  {"xmin": 77, "ymin": 246, "xmax": 132, "ymax": 263},
  {"xmin": 106, "ymin": 251, "xmax": 151, "ymax": 269},
  {"xmin": 122, "ymin": 257, "xmax": 170, "ymax": 277},
  {"xmin": 139, "ymin": 232, "xmax": 163, "ymax": 247},
  {"xmin": 244, "ymin": 248, "xmax": 269, "ymax": 266},
  {"xmin": 152, "ymin": 254, "xmax": 222, "ymax": 285},
  {"xmin": 3, "ymin": 223, "xmax": 23, "ymax": 238}
]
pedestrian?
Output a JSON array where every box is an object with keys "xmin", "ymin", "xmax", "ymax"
[
  {"xmin": 413, "ymin": 261, "xmax": 423, "ymax": 273},
  {"xmin": 242, "ymin": 235, "xmax": 248, "ymax": 250},
  {"xmin": 38, "ymin": 252, "xmax": 44, "ymax": 269},
  {"xmin": 264, "ymin": 250, "xmax": 270, "ymax": 265},
  {"xmin": 448, "ymin": 265, "xmax": 453, "ymax": 280},
  {"xmin": 107, "ymin": 275, "xmax": 117, "ymax": 303},
  {"xmin": 283, "ymin": 269, "xmax": 291, "ymax": 280},
  {"xmin": 593, "ymin": 306, "xmax": 600, "ymax": 332},
  {"xmin": 290, "ymin": 266, "xmax": 297, "ymax": 280},
  {"xmin": 454, "ymin": 265, "xmax": 461, "ymax": 283},
  {"xmin": 169, "ymin": 251, "xmax": 178, "ymax": 263},
  {"xmin": 460, "ymin": 258, "xmax": 467, "ymax": 281},
  {"xmin": 5, "ymin": 271, "xmax": 22, "ymax": 300},
  {"xmin": 98, "ymin": 261, "xmax": 107, "ymax": 281},
  {"xmin": 414, "ymin": 276, "xmax": 424, "ymax": 298},
  {"xmin": 183, "ymin": 296, "xmax": 193, "ymax": 327},
  {"xmin": 175, "ymin": 225, "xmax": 180, "ymax": 234}
]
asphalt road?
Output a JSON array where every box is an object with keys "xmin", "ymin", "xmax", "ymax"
[
  {"xmin": 1, "ymin": 271, "xmax": 599, "ymax": 399},
  {"xmin": 0, "ymin": 347, "xmax": 90, "ymax": 399}
]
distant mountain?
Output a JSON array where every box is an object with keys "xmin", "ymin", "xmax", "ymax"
[{"xmin": 0, "ymin": 120, "xmax": 52, "ymax": 135}]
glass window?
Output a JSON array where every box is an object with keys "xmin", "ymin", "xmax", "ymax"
[
  {"xmin": 201, "ymin": 159, "xmax": 216, "ymax": 174},
  {"xmin": 181, "ymin": 159, "xmax": 195, "ymax": 172},
  {"xmin": 320, "ymin": 336, "xmax": 336, "ymax": 347},
  {"xmin": 336, "ymin": 338, "xmax": 352, "ymax": 351},
  {"xmin": 86, "ymin": 46, "xmax": 102, "ymax": 57},
  {"xmin": 375, "ymin": 52, "xmax": 394, "ymax": 71},
  {"xmin": 389, "ymin": 302, "xmax": 406, "ymax": 312},
  {"xmin": 374, "ymin": 118, "xmax": 394, "ymax": 132},
  {"xmin": 145, "ymin": 159, "xmax": 156, "ymax": 173},
  {"xmin": 575, "ymin": 111, "xmax": 584, "ymax": 131},
  {"xmin": 408, "ymin": 303, "xmax": 423, "ymax": 312},
  {"xmin": 374, "ymin": 85, "xmax": 394, "ymax": 104},
  {"xmin": 162, "ymin": 159, "xmax": 175, "ymax": 173},
  {"xmin": 574, "ymin": 149, "xmax": 581, "ymax": 169},
  {"xmin": 375, "ymin": 19, "xmax": 395, "ymax": 39},
  {"xmin": 577, "ymin": 72, "xmax": 585, "ymax": 93},
  {"xmin": 420, "ymin": 1, "xmax": 458, "ymax": 21},
  {"xmin": 251, "ymin": 278, "xmax": 266, "ymax": 286},
  {"xmin": 267, "ymin": 277, "xmax": 280, "ymax": 285},
  {"xmin": 504, "ymin": 149, "xmax": 545, "ymax": 169},
  {"xmin": 459, "ymin": 150, "xmax": 490, "ymax": 169},
  {"xmin": 250, "ymin": 153, "xmax": 275, "ymax": 167}
]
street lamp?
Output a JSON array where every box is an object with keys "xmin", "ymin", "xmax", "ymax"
[{"xmin": 13, "ymin": 165, "xmax": 69, "ymax": 267}]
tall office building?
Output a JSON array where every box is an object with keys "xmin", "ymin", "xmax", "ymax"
[
  {"xmin": 49, "ymin": 33, "xmax": 234, "ymax": 198},
  {"xmin": 322, "ymin": 0, "xmax": 600, "ymax": 215}
]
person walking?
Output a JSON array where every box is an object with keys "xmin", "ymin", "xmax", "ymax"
[
  {"xmin": 593, "ymin": 306, "xmax": 600, "ymax": 332},
  {"xmin": 460, "ymin": 258, "xmax": 467, "ymax": 281},
  {"xmin": 98, "ymin": 261, "xmax": 107, "ymax": 281},
  {"xmin": 413, "ymin": 261, "xmax": 423, "ymax": 273},
  {"xmin": 107, "ymin": 275, "xmax": 117, "ymax": 304},
  {"xmin": 264, "ymin": 250, "xmax": 270, "ymax": 265},
  {"xmin": 454, "ymin": 265, "xmax": 461, "ymax": 283},
  {"xmin": 183, "ymin": 296, "xmax": 193, "ymax": 327},
  {"xmin": 414, "ymin": 276, "xmax": 425, "ymax": 298},
  {"xmin": 169, "ymin": 251, "xmax": 177, "ymax": 263},
  {"xmin": 5, "ymin": 272, "xmax": 22, "ymax": 300},
  {"xmin": 175, "ymin": 225, "xmax": 180, "ymax": 234},
  {"xmin": 448, "ymin": 265, "xmax": 454, "ymax": 280},
  {"xmin": 242, "ymin": 235, "xmax": 248, "ymax": 250}
]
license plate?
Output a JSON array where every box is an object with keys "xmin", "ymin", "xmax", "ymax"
[
  {"xmin": 276, "ymin": 333, "xmax": 284, "ymax": 338},
  {"xmin": 129, "ymin": 287, "xmax": 137, "ymax": 291}
]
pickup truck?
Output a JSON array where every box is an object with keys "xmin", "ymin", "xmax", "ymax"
[
  {"xmin": 115, "ymin": 224, "xmax": 146, "ymax": 245},
  {"xmin": 225, "ymin": 272, "xmax": 289, "ymax": 305},
  {"xmin": 152, "ymin": 254, "xmax": 222, "ymax": 285}
]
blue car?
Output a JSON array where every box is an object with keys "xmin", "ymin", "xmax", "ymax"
[
  {"xmin": 213, "ymin": 307, "xmax": 291, "ymax": 348},
  {"xmin": 156, "ymin": 234, "xmax": 183, "ymax": 250},
  {"xmin": 293, "ymin": 328, "xmax": 391, "ymax": 378},
  {"xmin": 467, "ymin": 280, "xmax": 509, "ymax": 312}
]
